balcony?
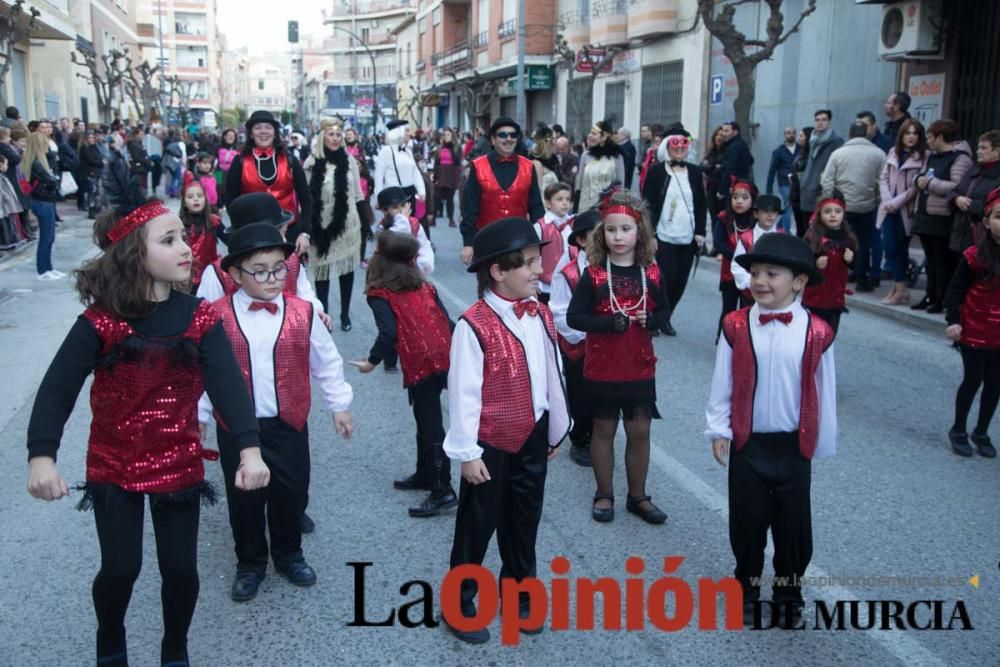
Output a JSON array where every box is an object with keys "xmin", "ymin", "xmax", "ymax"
[
  {"xmin": 498, "ymin": 19, "xmax": 516, "ymax": 41},
  {"xmin": 435, "ymin": 40, "xmax": 471, "ymax": 76},
  {"xmin": 558, "ymin": 10, "xmax": 590, "ymax": 50},
  {"xmin": 627, "ymin": 0, "xmax": 679, "ymax": 40},
  {"xmin": 472, "ymin": 30, "xmax": 488, "ymax": 50},
  {"xmin": 327, "ymin": 0, "xmax": 416, "ymax": 21},
  {"xmin": 589, "ymin": 0, "xmax": 627, "ymax": 46}
]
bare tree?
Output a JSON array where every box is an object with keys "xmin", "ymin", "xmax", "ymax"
[
  {"xmin": 119, "ymin": 52, "xmax": 161, "ymax": 123},
  {"xmin": 456, "ymin": 73, "xmax": 498, "ymax": 131},
  {"xmin": 72, "ymin": 45, "xmax": 129, "ymax": 122},
  {"xmin": 698, "ymin": 0, "xmax": 818, "ymax": 145},
  {"xmin": 553, "ymin": 34, "xmax": 622, "ymax": 142},
  {"xmin": 0, "ymin": 1, "xmax": 39, "ymax": 107},
  {"xmin": 164, "ymin": 75, "xmax": 195, "ymax": 125}
]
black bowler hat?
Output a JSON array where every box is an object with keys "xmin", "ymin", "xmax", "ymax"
[
  {"xmin": 754, "ymin": 194, "xmax": 783, "ymax": 212},
  {"xmin": 228, "ymin": 192, "xmax": 294, "ymax": 229},
  {"xmin": 734, "ymin": 232, "xmax": 823, "ymax": 285},
  {"xmin": 489, "ymin": 117, "xmax": 521, "ymax": 137},
  {"xmin": 663, "ymin": 122, "xmax": 691, "ymax": 139},
  {"xmin": 377, "ymin": 186, "xmax": 409, "ymax": 210},
  {"xmin": 467, "ymin": 217, "xmax": 549, "ymax": 273},
  {"xmin": 569, "ymin": 209, "xmax": 601, "ymax": 247},
  {"xmin": 245, "ymin": 110, "xmax": 281, "ymax": 134},
  {"xmin": 221, "ymin": 222, "xmax": 294, "ymax": 271},
  {"xmin": 386, "ymin": 119, "xmax": 408, "ymax": 131}
]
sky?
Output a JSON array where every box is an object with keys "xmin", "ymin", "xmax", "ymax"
[{"xmin": 217, "ymin": 0, "xmax": 330, "ymax": 54}]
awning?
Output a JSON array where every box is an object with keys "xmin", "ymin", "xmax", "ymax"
[{"xmin": 0, "ymin": 1, "xmax": 74, "ymax": 41}]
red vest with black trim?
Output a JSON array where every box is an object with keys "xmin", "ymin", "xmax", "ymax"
[
  {"xmin": 471, "ymin": 154, "xmax": 534, "ymax": 229},
  {"xmin": 722, "ymin": 307, "xmax": 834, "ymax": 460},
  {"xmin": 583, "ymin": 263, "xmax": 661, "ymax": 382},
  {"xmin": 214, "ymin": 294, "xmax": 313, "ymax": 431},
  {"xmin": 367, "ymin": 284, "xmax": 451, "ymax": 387},
  {"xmin": 960, "ymin": 246, "xmax": 1000, "ymax": 349},
  {"xmin": 83, "ymin": 301, "xmax": 220, "ymax": 494},
  {"xmin": 213, "ymin": 252, "xmax": 301, "ymax": 299},
  {"xmin": 804, "ymin": 235, "xmax": 851, "ymax": 311},
  {"xmin": 189, "ymin": 214, "xmax": 221, "ymax": 285},
  {"xmin": 241, "ymin": 151, "xmax": 299, "ymax": 225},
  {"xmin": 557, "ymin": 260, "xmax": 586, "ymax": 361},
  {"xmin": 462, "ymin": 299, "xmax": 558, "ymax": 453},
  {"xmin": 538, "ymin": 220, "xmax": 566, "ymax": 284}
]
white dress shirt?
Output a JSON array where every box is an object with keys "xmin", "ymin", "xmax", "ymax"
[
  {"xmin": 550, "ymin": 250, "xmax": 588, "ymax": 344},
  {"xmin": 657, "ymin": 170, "xmax": 696, "ymax": 244},
  {"xmin": 374, "ymin": 145, "xmax": 426, "ymax": 197},
  {"xmin": 199, "ymin": 290, "xmax": 353, "ymax": 424},
  {"xmin": 705, "ymin": 301, "xmax": 837, "ymax": 459},
  {"xmin": 443, "ymin": 290, "xmax": 553, "ymax": 462},
  {"xmin": 531, "ymin": 211, "xmax": 571, "ymax": 294},
  {"xmin": 385, "ymin": 212, "xmax": 434, "ymax": 274},
  {"xmin": 731, "ymin": 225, "xmax": 779, "ymax": 291},
  {"xmin": 196, "ymin": 261, "xmax": 324, "ymax": 314}
]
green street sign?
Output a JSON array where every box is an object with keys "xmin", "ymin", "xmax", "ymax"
[{"xmin": 506, "ymin": 65, "xmax": 554, "ymax": 93}]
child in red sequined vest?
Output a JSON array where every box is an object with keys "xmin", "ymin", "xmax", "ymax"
[
  {"xmin": 713, "ymin": 178, "xmax": 757, "ymax": 339},
  {"xmin": 180, "ymin": 177, "xmax": 224, "ymax": 288},
  {"xmin": 351, "ymin": 231, "xmax": 455, "ymax": 517},
  {"xmin": 25, "ymin": 181, "xmax": 268, "ymax": 666},
  {"xmin": 944, "ymin": 187, "xmax": 1000, "ymax": 459},
  {"xmin": 803, "ymin": 191, "xmax": 858, "ymax": 336}
]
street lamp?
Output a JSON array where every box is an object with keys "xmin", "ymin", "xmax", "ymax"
[{"xmin": 331, "ymin": 24, "xmax": 380, "ymax": 130}]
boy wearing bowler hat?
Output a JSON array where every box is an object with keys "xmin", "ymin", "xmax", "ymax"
[
  {"xmin": 731, "ymin": 193, "xmax": 786, "ymax": 294},
  {"xmin": 377, "ymin": 185, "xmax": 434, "ymax": 274},
  {"xmin": 705, "ymin": 232, "xmax": 837, "ymax": 628},
  {"xmin": 444, "ymin": 217, "xmax": 570, "ymax": 644},
  {"xmin": 198, "ymin": 222, "xmax": 354, "ymax": 602}
]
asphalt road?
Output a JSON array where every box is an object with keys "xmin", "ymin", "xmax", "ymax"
[{"xmin": 0, "ymin": 208, "xmax": 997, "ymax": 666}]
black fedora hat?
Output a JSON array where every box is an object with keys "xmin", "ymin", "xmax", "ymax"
[
  {"xmin": 467, "ymin": 217, "xmax": 549, "ymax": 273},
  {"xmin": 663, "ymin": 122, "xmax": 691, "ymax": 139},
  {"xmin": 386, "ymin": 119, "xmax": 408, "ymax": 131},
  {"xmin": 377, "ymin": 186, "xmax": 409, "ymax": 210},
  {"xmin": 228, "ymin": 193, "xmax": 294, "ymax": 229},
  {"xmin": 734, "ymin": 232, "xmax": 823, "ymax": 286},
  {"xmin": 489, "ymin": 116, "xmax": 521, "ymax": 137},
  {"xmin": 245, "ymin": 110, "xmax": 281, "ymax": 134},
  {"xmin": 570, "ymin": 208, "xmax": 601, "ymax": 247},
  {"xmin": 221, "ymin": 222, "xmax": 294, "ymax": 271}
]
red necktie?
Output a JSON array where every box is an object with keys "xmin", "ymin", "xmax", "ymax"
[
  {"xmin": 759, "ymin": 312, "xmax": 793, "ymax": 326},
  {"xmin": 249, "ymin": 301, "xmax": 278, "ymax": 315},
  {"xmin": 253, "ymin": 147, "xmax": 274, "ymax": 159},
  {"xmin": 513, "ymin": 300, "xmax": 538, "ymax": 319}
]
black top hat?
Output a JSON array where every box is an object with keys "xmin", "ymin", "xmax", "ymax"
[
  {"xmin": 753, "ymin": 194, "xmax": 783, "ymax": 212},
  {"xmin": 228, "ymin": 193, "xmax": 294, "ymax": 229},
  {"xmin": 245, "ymin": 110, "xmax": 280, "ymax": 133},
  {"xmin": 377, "ymin": 186, "xmax": 409, "ymax": 210},
  {"xmin": 734, "ymin": 232, "xmax": 824, "ymax": 286},
  {"xmin": 386, "ymin": 119, "xmax": 408, "ymax": 131},
  {"xmin": 467, "ymin": 217, "xmax": 549, "ymax": 272},
  {"xmin": 221, "ymin": 222, "xmax": 294, "ymax": 271},
  {"xmin": 569, "ymin": 209, "xmax": 601, "ymax": 246},
  {"xmin": 489, "ymin": 117, "xmax": 521, "ymax": 137},
  {"xmin": 663, "ymin": 122, "xmax": 691, "ymax": 138}
]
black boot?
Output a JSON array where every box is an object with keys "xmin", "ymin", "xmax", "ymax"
[{"xmin": 409, "ymin": 442, "xmax": 456, "ymax": 517}]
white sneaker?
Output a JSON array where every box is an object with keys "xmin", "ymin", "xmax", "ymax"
[
  {"xmin": 50, "ymin": 270, "xmax": 66, "ymax": 278},
  {"xmin": 37, "ymin": 271, "xmax": 63, "ymax": 281}
]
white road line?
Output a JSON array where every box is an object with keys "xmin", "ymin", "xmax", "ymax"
[{"xmin": 432, "ymin": 279, "xmax": 945, "ymax": 666}]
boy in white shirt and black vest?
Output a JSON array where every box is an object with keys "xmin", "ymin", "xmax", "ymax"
[
  {"xmin": 199, "ymin": 222, "xmax": 354, "ymax": 603},
  {"xmin": 705, "ymin": 233, "xmax": 837, "ymax": 628},
  {"xmin": 444, "ymin": 217, "xmax": 570, "ymax": 644}
]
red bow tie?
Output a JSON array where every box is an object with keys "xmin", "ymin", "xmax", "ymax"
[
  {"xmin": 496, "ymin": 154, "xmax": 517, "ymax": 163},
  {"xmin": 253, "ymin": 147, "xmax": 274, "ymax": 159},
  {"xmin": 249, "ymin": 300, "xmax": 278, "ymax": 315},
  {"xmin": 759, "ymin": 312, "xmax": 793, "ymax": 326},
  {"xmin": 513, "ymin": 299, "xmax": 538, "ymax": 319}
]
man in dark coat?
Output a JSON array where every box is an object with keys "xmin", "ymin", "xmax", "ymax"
[
  {"xmin": 717, "ymin": 120, "xmax": 754, "ymax": 202},
  {"xmin": 616, "ymin": 127, "xmax": 637, "ymax": 190}
]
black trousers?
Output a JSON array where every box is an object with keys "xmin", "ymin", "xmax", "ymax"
[
  {"xmin": 218, "ymin": 418, "xmax": 310, "ymax": 575},
  {"xmin": 847, "ymin": 209, "xmax": 878, "ymax": 283},
  {"xmin": 449, "ymin": 414, "xmax": 549, "ymax": 612},
  {"xmin": 435, "ymin": 185, "xmax": 456, "ymax": 220},
  {"xmin": 562, "ymin": 352, "xmax": 592, "ymax": 448},
  {"xmin": 918, "ymin": 234, "xmax": 957, "ymax": 307},
  {"xmin": 793, "ymin": 207, "xmax": 810, "ymax": 238},
  {"xmin": 655, "ymin": 241, "xmax": 696, "ymax": 318},
  {"xmin": 93, "ymin": 489, "xmax": 200, "ymax": 664},
  {"xmin": 807, "ymin": 306, "xmax": 841, "ymax": 337},
  {"xmin": 729, "ymin": 432, "xmax": 812, "ymax": 604},
  {"xmin": 954, "ymin": 345, "xmax": 1000, "ymax": 434},
  {"xmin": 409, "ymin": 374, "xmax": 451, "ymax": 489},
  {"xmin": 315, "ymin": 271, "xmax": 355, "ymax": 321},
  {"xmin": 718, "ymin": 281, "xmax": 751, "ymax": 338}
]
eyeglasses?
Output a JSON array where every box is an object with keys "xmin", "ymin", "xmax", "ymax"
[
  {"xmin": 494, "ymin": 131, "xmax": 519, "ymax": 140},
  {"xmin": 667, "ymin": 137, "xmax": 691, "ymax": 147},
  {"xmin": 238, "ymin": 262, "xmax": 288, "ymax": 283}
]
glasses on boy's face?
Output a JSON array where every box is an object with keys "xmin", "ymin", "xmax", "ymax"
[
  {"xmin": 494, "ymin": 131, "xmax": 519, "ymax": 140},
  {"xmin": 238, "ymin": 262, "xmax": 289, "ymax": 283}
]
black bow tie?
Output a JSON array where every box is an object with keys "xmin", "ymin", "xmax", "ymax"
[
  {"xmin": 398, "ymin": 146, "xmax": 407, "ymax": 153},
  {"xmin": 669, "ymin": 160, "xmax": 686, "ymax": 167}
]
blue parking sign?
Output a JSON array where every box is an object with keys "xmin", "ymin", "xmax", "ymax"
[{"xmin": 710, "ymin": 75, "xmax": 724, "ymax": 105}]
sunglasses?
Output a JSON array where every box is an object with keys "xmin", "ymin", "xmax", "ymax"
[
  {"xmin": 667, "ymin": 136, "xmax": 691, "ymax": 147},
  {"xmin": 494, "ymin": 131, "xmax": 519, "ymax": 140}
]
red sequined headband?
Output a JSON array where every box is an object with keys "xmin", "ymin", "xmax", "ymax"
[
  {"xmin": 816, "ymin": 196, "xmax": 845, "ymax": 211},
  {"xmin": 985, "ymin": 187, "xmax": 1000, "ymax": 215},
  {"xmin": 107, "ymin": 200, "xmax": 172, "ymax": 243},
  {"xmin": 600, "ymin": 204, "xmax": 643, "ymax": 223}
]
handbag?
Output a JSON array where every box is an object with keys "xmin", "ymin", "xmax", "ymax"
[
  {"xmin": 59, "ymin": 171, "xmax": 78, "ymax": 196},
  {"xmin": 390, "ymin": 149, "xmax": 418, "ymax": 202}
]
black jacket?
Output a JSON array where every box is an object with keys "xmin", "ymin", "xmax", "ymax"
[
  {"xmin": 641, "ymin": 161, "xmax": 708, "ymax": 238},
  {"xmin": 29, "ymin": 160, "xmax": 61, "ymax": 202},
  {"xmin": 79, "ymin": 144, "xmax": 105, "ymax": 178},
  {"xmin": 766, "ymin": 143, "xmax": 798, "ymax": 192},
  {"xmin": 0, "ymin": 142, "xmax": 24, "ymax": 202},
  {"xmin": 619, "ymin": 140, "xmax": 637, "ymax": 189},
  {"xmin": 719, "ymin": 134, "xmax": 754, "ymax": 200}
]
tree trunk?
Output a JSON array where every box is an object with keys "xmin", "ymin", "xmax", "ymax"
[{"xmin": 732, "ymin": 61, "xmax": 756, "ymax": 148}]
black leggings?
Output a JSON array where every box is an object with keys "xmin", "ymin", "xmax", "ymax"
[
  {"xmin": 953, "ymin": 345, "xmax": 1000, "ymax": 435},
  {"xmin": 315, "ymin": 271, "xmax": 355, "ymax": 320},
  {"xmin": 93, "ymin": 490, "xmax": 201, "ymax": 665},
  {"xmin": 591, "ymin": 416, "xmax": 652, "ymax": 504},
  {"xmin": 435, "ymin": 186, "xmax": 456, "ymax": 221}
]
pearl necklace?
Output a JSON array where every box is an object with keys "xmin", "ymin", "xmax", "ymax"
[{"xmin": 606, "ymin": 257, "xmax": 647, "ymax": 315}]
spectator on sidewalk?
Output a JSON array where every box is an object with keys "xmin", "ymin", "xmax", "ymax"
[
  {"xmin": 717, "ymin": 121, "xmax": 754, "ymax": 203},
  {"xmin": 126, "ymin": 127, "xmax": 152, "ymax": 182},
  {"xmin": 911, "ymin": 119, "xmax": 973, "ymax": 313},
  {"xmin": 789, "ymin": 126, "xmax": 813, "ymax": 238},
  {"xmin": 857, "ymin": 110, "xmax": 894, "ymax": 153},
  {"xmin": 77, "ymin": 131, "xmax": 105, "ymax": 219},
  {"xmin": 766, "ymin": 126, "xmax": 799, "ymax": 232},
  {"xmin": 799, "ymin": 109, "xmax": 844, "ymax": 219},
  {"xmin": 554, "ymin": 136, "xmax": 579, "ymax": 187},
  {"xmin": 616, "ymin": 127, "xmax": 637, "ymax": 190},
  {"xmin": 820, "ymin": 121, "xmax": 886, "ymax": 292},
  {"xmin": 948, "ymin": 130, "xmax": 1000, "ymax": 253},
  {"xmin": 639, "ymin": 124, "xmax": 664, "ymax": 193},
  {"xmin": 884, "ymin": 91, "xmax": 912, "ymax": 145},
  {"xmin": 702, "ymin": 126, "xmax": 726, "ymax": 221},
  {"xmin": 639, "ymin": 124, "xmax": 652, "ymax": 161},
  {"xmin": 22, "ymin": 132, "xmax": 63, "ymax": 280},
  {"xmin": 1, "ymin": 106, "xmax": 19, "ymax": 129}
]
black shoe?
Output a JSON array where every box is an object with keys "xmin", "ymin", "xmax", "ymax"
[
  {"xmin": 626, "ymin": 495, "xmax": 667, "ymax": 524},
  {"xmin": 592, "ymin": 493, "xmax": 614, "ymax": 522},
  {"xmin": 445, "ymin": 617, "xmax": 491, "ymax": 644},
  {"xmin": 971, "ymin": 433, "xmax": 997, "ymax": 458},
  {"xmin": 231, "ymin": 572, "xmax": 264, "ymax": 602},
  {"xmin": 661, "ymin": 322, "xmax": 677, "ymax": 336},
  {"xmin": 408, "ymin": 488, "xmax": 458, "ymax": 517},
  {"xmin": 926, "ymin": 303, "xmax": 945, "ymax": 314},
  {"xmin": 650, "ymin": 329, "xmax": 661, "ymax": 337},
  {"xmin": 949, "ymin": 429, "xmax": 973, "ymax": 457},
  {"xmin": 871, "ymin": 278, "xmax": 881, "ymax": 289},
  {"xmin": 340, "ymin": 315, "xmax": 351, "ymax": 332},
  {"xmin": 393, "ymin": 472, "xmax": 432, "ymax": 491},
  {"xmin": 384, "ymin": 363, "xmax": 399, "ymax": 374},
  {"xmin": 569, "ymin": 445, "xmax": 592, "ymax": 467},
  {"xmin": 300, "ymin": 512, "xmax": 315, "ymax": 534},
  {"xmin": 855, "ymin": 279, "xmax": 874, "ymax": 293},
  {"xmin": 278, "ymin": 561, "xmax": 317, "ymax": 587},
  {"xmin": 911, "ymin": 296, "xmax": 931, "ymax": 310}
]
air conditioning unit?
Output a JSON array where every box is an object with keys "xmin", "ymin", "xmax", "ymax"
[{"xmin": 878, "ymin": 0, "xmax": 943, "ymax": 60}]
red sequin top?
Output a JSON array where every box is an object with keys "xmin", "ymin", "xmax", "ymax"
[
  {"xmin": 960, "ymin": 246, "xmax": 1000, "ymax": 349},
  {"xmin": 471, "ymin": 154, "xmax": 534, "ymax": 229},
  {"xmin": 188, "ymin": 214, "xmax": 222, "ymax": 286},
  {"xmin": 367, "ymin": 284, "xmax": 451, "ymax": 388},
  {"xmin": 804, "ymin": 234, "xmax": 852, "ymax": 311},
  {"xmin": 241, "ymin": 152, "xmax": 298, "ymax": 226}
]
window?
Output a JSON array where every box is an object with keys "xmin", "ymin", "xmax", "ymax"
[
  {"xmin": 605, "ymin": 81, "xmax": 625, "ymax": 130},
  {"xmin": 503, "ymin": 0, "xmax": 515, "ymax": 21},
  {"xmin": 640, "ymin": 61, "xmax": 683, "ymax": 130},
  {"xmin": 433, "ymin": 7, "xmax": 442, "ymax": 26},
  {"xmin": 566, "ymin": 77, "xmax": 593, "ymax": 146},
  {"xmin": 478, "ymin": 0, "xmax": 489, "ymax": 34},
  {"xmin": 259, "ymin": 80, "xmax": 264, "ymax": 90},
  {"xmin": 361, "ymin": 27, "xmax": 370, "ymax": 43}
]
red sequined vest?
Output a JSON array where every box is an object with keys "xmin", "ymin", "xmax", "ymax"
[
  {"xmin": 722, "ymin": 307, "xmax": 833, "ymax": 460},
  {"xmin": 583, "ymin": 263, "xmax": 661, "ymax": 382},
  {"xmin": 960, "ymin": 246, "xmax": 1000, "ymax": 349},
  {"xmin": 804, "ymin": 235, "xmax": 851, "ymax": 311},
  {"xmin": 215, "ymin": 295, "xmax": 313, "ymax": 431},
  {"xmin": 471, "ymin": 154, "xmax": 534, "ymax": 229},
  {"xmin": 213, "ymin": 252, "xmax": 301, "ymax": 299},
  {"xmin": 241, "ymin": 151, "xmax": 298, "ymax": 226},
  {"xmin": 188, "ymin": 214, "xmax": 221, "ymax": 286},
  {"xmin": 367, "ymin": 284, "xmax": 451, "ymax": 387},
  {"xmin": 538, "ymin": 220, "xmax": 566, "ymax": 284},
  {"xmin": 83, "ymin": 302, "xmax": 220, "ymax": 494},
  {"xmin": 557, "ymin": 260, "xmax": 586, "ymax": 361},
  {"xmin": 462, "ymin": 299, "xmax": 558, "ymax": 453}
]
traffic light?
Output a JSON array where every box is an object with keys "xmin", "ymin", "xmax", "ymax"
[{"xmin": 288, "ymin": 21, "xmax": 299, "ymax": 43}]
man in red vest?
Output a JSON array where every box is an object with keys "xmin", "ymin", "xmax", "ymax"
[{"xmin": 459, "ymin": 118, "xmax": 546, "ymax": 265}]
